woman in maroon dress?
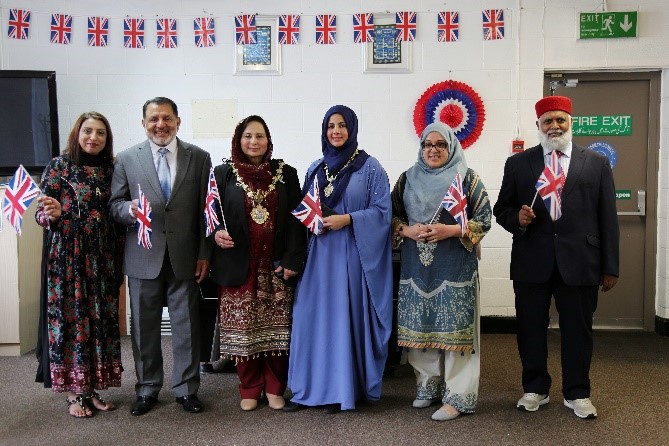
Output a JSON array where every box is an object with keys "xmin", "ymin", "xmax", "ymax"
[{"xmin": 208, "ymin": 116, "xmax": 306, "ymax": 411}]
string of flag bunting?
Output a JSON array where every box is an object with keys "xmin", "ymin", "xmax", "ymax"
[{"xmin": 6, "ymin": 8, "xmax": 506, "ymax": 47}]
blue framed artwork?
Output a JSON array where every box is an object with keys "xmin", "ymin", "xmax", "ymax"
[
  {"xmin": 234, "ymin": 16, "xmax": 281, "ymax": 75},
  {"xmin": 363, "ymin": 14, "xmax": 412, "ymax": 73}
]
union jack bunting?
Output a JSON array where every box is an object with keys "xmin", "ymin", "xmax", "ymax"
[
  {"xmin": 204, "ymin": 168, "xmax": 221, "ymax": 237},
  {"xmin": 88, "ymin": 17, "xmax": 109, "ymax": 47},
  {"xmin": 235, "ymin": 14, "xmax": 256, "ymax": 45},
  {"xmin": 135, "ymin": 184, "xmax": 153, "ymax": 249},
  {"xmin": 123, "ymin": 18, "xmax": 145, "ymax": 49},
  {"xmin": 353, "ymin": 13, "xmax": 374, "ymax": 43},
  {"xmin": 535, "ymin": 150, "xmax": 564, "ymax": 221},
  {"xmin": 292, "ymin": 177, "xmax": 323, "ymax": 235},
  {"xmin": 50, "ymin": 13, "xmax": 72, "ymax": 45},
  {"xmin": 395, "ymin": 11, "xmax": 416, "ymax": 42},
  {"xmin": 482, "ymin": 9, "xmax": 505, "ymax": 40},
  {"xmin": 278, "ymin": 15, "xmax": 300, "ymax": 45},
  {"xmin": 156, "ymin": 18, "xmax": 177, "ymax": 48},
  {"xmin": 438, "ymin": 11, "xmax": 459, "ymax": 43},
  {"xmin": 194, "ymin": 17, "xmax": 215, "ymax": 47},
  {"xmin": 7, "ymin": 9, "xmax": 31, "ymax": 40},
  {"xmin": 315, "ymin": 14, "xmax": 336, "ymax": 45},
  {"xmin": 441, "ymin": 173, "xmax": 469, "ymax": 236},
  {"xmin": 2, "ymin": 165, "xmax": 39, "ymax": 236}
]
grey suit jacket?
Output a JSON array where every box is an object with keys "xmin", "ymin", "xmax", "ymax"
[{"xmin": 109, "ymin": 138, "xmax": 213, "ymax": 280}]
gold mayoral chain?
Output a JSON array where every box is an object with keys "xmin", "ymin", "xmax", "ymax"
[
  {"xmin": 230, "ymin": 161, "xmax": 285, "ymax": 225},
  {"xmin": 323, "ymin": 149, "xmax": 360, "ymax": 197}
]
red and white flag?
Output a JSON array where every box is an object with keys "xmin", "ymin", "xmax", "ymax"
[
  {"xmin": 204, "ymin": 167, "xmax": 222, "ymax": 237},
  {"xmin": 482, "ymin": 9, "xmax": 505, "ymax": 40},
  {"xmin": 441, "ymin": 173, "xmax": 469, "ymax": 236},
  {"xmin": 136, "ymin": 184, "xmax": 153, "ymax": 249},
  {"xmin": 7, "ymin": 9, "xmax": 31, "ymax": 40},
  {"xmin": 535, "ymin": 150, "xmax": 564, "ymax": 221},
  {"xmin": 2, "ymin": 165, "xmax": 40, "ymax": 235},
  {"xmin": 292, "ymin": 177, "xmax": 324, "ymax": 235}
]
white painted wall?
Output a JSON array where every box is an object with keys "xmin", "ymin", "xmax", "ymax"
[{"xmin": 1, "ymin": 0, "xmax": 667, "ymax": 320}]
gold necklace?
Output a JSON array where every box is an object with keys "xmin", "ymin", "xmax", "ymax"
[
  {"xmin": 229, "ymin": 161, "xmax": 284, "ymax": 224},
  {"xmin": 323, "ymin": 149, "xmax": 360, "ymax": 197}
]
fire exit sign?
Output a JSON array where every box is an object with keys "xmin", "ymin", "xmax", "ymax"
[{"xmin": 580, "ymin": 12, "xmax": 637, "ymax": 39}]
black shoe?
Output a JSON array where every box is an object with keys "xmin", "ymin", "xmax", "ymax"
[
  {"xmin": 282, "ymin": 400, "xmax": 306, "ymax": 412},
  {"xmin": 131, "ymin": 395, "xmax": 157, "ymax": 416},
  {"xmin": 199, "ymin": 363, "xmax": 215, "ymax": 375},
  {"xmin": 176, "ymin": 394, "xmax": 203, "ymax": 413},
  {"xmin": 323, "ymin": 404, "xmax": 341, "ymax": 414}
]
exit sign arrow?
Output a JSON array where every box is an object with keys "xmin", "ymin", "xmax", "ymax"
[{"xmin": 620, "ymin": 14, "xmax": 633, "ymax": 32}]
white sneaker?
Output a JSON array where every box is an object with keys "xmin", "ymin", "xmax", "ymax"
[
  {"xmin": 564, "ymin": 398, "xmax": 598, "ymax": 419},
  {"xmin": 412, "ymin": 398, "xmax": 437, "ymax": 408},
  {"xmin": 516, "ymin": 393, "xmax": 550, "ymax": 412}
]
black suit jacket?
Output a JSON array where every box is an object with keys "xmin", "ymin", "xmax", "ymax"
[
  {"xmin": 493, "ymin": 144, "xmax": 619, "ymax": 286},
  {"xmin": 208, "ymin": 159, "xmax": 307, "ymax": 287}
]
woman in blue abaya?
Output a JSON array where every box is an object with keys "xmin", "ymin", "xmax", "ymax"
[{"xmin": 284, "ymin": 105, "xmax": 393, "ymax": 414}]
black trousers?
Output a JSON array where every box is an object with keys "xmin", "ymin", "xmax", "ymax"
[
  {"xmin": 198, "ymin": 277, "xmax": 219, "ymax": 363},
  {"xmin": 513, "ymin": 264, "xmax": 598, "ymax": 400}
]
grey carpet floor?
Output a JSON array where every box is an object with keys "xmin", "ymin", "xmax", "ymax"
[{"xmin": 1, "ymin": 331, "xmax": 668, "ymax": 446}]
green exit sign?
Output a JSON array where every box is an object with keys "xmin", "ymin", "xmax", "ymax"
[
  {"xmin": 616, "ymin": 190, "xmax": 632, "ymax": 200},
  {"xmin": 580, "ymin": 11, "xmax": 637, "ymax": 39}
]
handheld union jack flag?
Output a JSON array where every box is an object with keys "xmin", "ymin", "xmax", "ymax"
[
  {"xmin": 353, "ymin": 13, "xmax": 374, "ymax": 43},
  {"xmin": 204, "ymin": 168, "xmax": 222, "ymax": 237},
  {"xmin": 395, "ymin": 11, "xmax": 416, "ymax": 42},
  {"xmin": 482, "ymin": 9, "xmax": 505, "ymax": 40},
  {"xmin": 2, "ymin": 165, "xmax": 40, "ymax": 236},
  {"xmin": 438, "ymin": 11, "xmax": 459, "ymax": 43},
  {"xmin": 278, "ymin": 15, "xmax": 300, "ymax": 45},
  {"xmin": 50, "ymin": 13, "xmax": 72, "ymax": 45},
  {"xmin": 194, "ymin": 17, "xmax": 215, "ymax": 47},
  {"xmin": 315, "ymin": 14, "xmax": 336, "ymax": 45},
  {"xmin": 136, "ymin": 184, "xmax": 153, "ymax": 249},
  {"xmin": 441, "ymin": 173, "xmax": 469, "ymax": 236},
  {"xmin": 235, "ymin": 15, "xmax": 256, "ymax": 45},
  {"xmin": 8, "ymin": 9, "xmax": 31, "ymax": 40},
  {"xmin": 88, "ymin": 17, "xmax": 109, "ymax": 47},
  {"xmin": 156, "ymin": 18, "xmax": 177, "ymax": 48},
  {"xmin": 535, "ymin": 151, "xmax": 564, "ymax": 221},
  {"xmin": 124, "ymin": 18, "xmax": 145, "ymax": 49},
  {"xmin": 292, "ymin": 177, "xmax": 324, "ymax": 235}
]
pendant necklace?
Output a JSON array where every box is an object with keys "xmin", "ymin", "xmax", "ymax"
[
  {"xmin": 230, "ymin": 161, "xmax": 284, "ymax": 225},
  {"xmin": 323, "ymin": 149, "xmax": 360, "ymax": 197}
]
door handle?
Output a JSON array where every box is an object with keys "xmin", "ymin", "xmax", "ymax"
[{"xmin": 617, "ymin": 189, "xmax": 646, "ymax": 216}]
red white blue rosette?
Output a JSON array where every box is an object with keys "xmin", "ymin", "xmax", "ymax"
[{"xmin": 413, "ymin": 80, "xmax": 485, "ymax": 149}]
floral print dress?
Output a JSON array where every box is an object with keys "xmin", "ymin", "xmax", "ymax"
[{"xmin": 36, "ymin": 156, "xmax": 124, "ymax": 393}]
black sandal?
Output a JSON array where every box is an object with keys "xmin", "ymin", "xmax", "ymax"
[
  {"xmin": 66, "ymin": 395, "xmax": 92, "ymax": 418},
  {"xmin": 85, "ymin": 391, "xmax": 115, "ymax": 411}
]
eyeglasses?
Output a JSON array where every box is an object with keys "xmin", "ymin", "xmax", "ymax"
[{"xmin": 421, "ymin": 142, "xmax": 448, "ymax": 151}]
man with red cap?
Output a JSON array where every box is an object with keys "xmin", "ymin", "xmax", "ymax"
[{"xmin": 493, "ymin": 95, "xmax": 619, "ymax": 419}]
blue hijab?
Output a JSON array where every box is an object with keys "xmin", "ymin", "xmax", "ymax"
[
  {"xmin": 404, "ymin": 122, "xmax": 468, "ymax": 224},
  {"xmin": 307, "ymin": 105, "xmax": 369, "ymax": 207}
]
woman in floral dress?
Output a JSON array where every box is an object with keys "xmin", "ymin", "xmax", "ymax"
[{"xmin": 36, "ymin": 112, "xmax": 124, "ymax": 418}]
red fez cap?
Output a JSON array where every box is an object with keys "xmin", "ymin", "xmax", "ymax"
[{"xmin": 535, "ymin": 96, "xmax": 572, "ymax": 118}]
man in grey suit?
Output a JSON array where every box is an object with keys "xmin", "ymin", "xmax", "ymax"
[
  {"xmin": 493, "ymin": 96, "xmax": 619, "ymax": 420},
  {"xmin": 110, "ymin": 97, "xmax": 212, "ymax": 415}
]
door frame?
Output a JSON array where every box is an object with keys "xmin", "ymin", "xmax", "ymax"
[{"xmin": 544, "ymin": 70, "xmax": 660, "ymax": 331}]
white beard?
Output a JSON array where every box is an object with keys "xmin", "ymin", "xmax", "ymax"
[{"xmin": 538, "ymin": 127, "xmax": 572, "ymax": 152}]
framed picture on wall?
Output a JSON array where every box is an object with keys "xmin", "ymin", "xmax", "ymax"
[
  {"xmin": 234, "ymin": 16, "xmax": 281, "ymax": 75},
  {"xmin": 363, "ymin": 14, "xmax": 412, "ymax": 74}
]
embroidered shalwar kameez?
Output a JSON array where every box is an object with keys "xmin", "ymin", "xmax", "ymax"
[{"xmin": 392, "ymin": 122, "xmax": 491, "ymax": 414}]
